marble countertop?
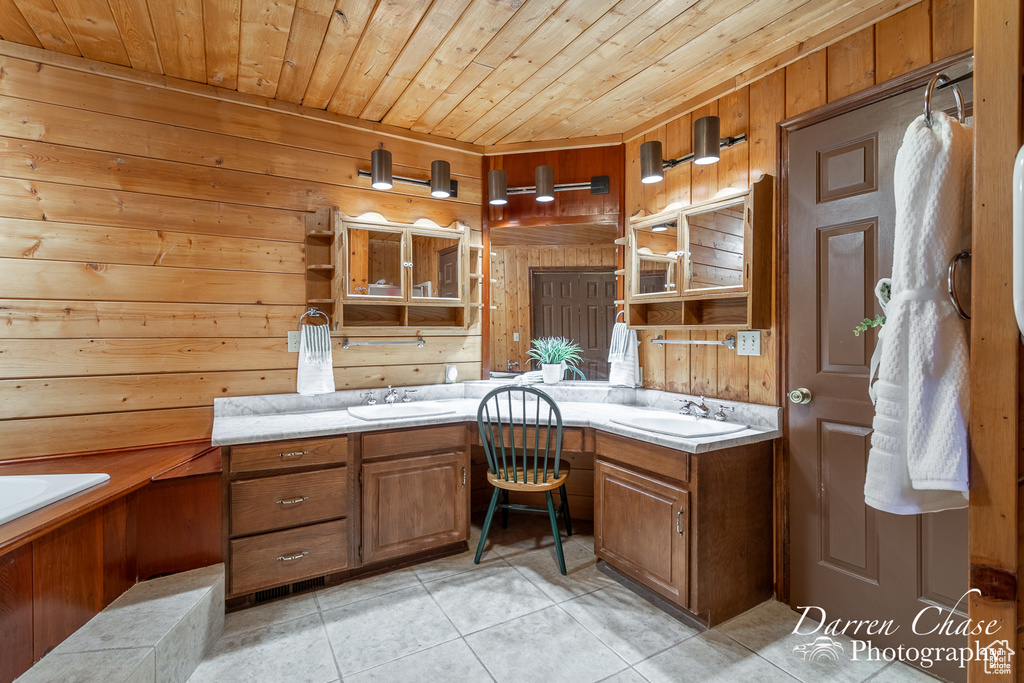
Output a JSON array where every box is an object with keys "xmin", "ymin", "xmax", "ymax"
[{"xmin": 213, "ymin": 382, "xmax": 781, "ymax": 455}]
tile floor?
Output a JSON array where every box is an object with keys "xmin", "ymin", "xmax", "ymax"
[{"xmin": 187, "ymin": 515, "xmax": 941, "ymax": 683}]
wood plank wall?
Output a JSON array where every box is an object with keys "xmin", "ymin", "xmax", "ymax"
[
  {"xmin": 0, "ymin": 43, "xmax": 484, "ymax": 460},
  {"xmin": 623, "ymin": 0, "xmax": 973, "ymax": 406},
  {"xmin": 491, "ymin": 245, "xmax": 618, "ymax": 371}
]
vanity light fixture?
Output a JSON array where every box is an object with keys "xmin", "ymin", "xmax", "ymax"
[
  {"xmin": 430, "ymin": 160, "xmax": 451, "ymax": 198},
  {"xmin": 488, "ymin": 169, "xmax": 508, "ymax": 205},
  {"xmin": 535, "ymin": 165, "xmax": 555, "ymax": 202},
  {"xmin": 370, "ymin": 145, "xmax": 393, "ymax": 190},
  {"xmin": 640, "ymin": 140, "xmax": 664, "ymax": 184},
  {"xmin": 639, "ymin": 115, "xmax": 747, "ymax": 184}
]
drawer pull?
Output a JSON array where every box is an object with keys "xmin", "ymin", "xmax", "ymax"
[
  {"xmin": 277, "ymin": 551, "xmax": 309, "ymax": 562},
  {"xmin": 676, "ymin": 507, "xmax": 685, "ymax": 537},
  {"xmin": 277, "ymin": 450, "xmax": 309, "ymax": 459},
  {"xmin": 276, "ymin": 496, "xmax": 309, "ymax": 506},
  {"xmin": 462, "ymin": 466, "xmax": 466, "ymax": 488}
]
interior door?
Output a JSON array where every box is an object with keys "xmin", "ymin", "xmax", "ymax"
[
  {"xmin": 532, "ymin": 270, "xmax": 617, "ymax": 380},
  {"xmin": 787, "ymin": 86, "xmax": 968, "ymax": 681}
]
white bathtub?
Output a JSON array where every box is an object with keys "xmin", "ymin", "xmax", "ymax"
[{"xmin": 0, "ymin": 473, "xmax": 111, "ymax": 525}]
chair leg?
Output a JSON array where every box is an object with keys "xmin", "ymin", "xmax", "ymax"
[
  {"xmin": 475, "ymin": 488, "xmax": 501, "ymax": 565},
  {"xmin": 559, "ymin": 484, "xmax": 573, "ymax": 536},
  {"xmin": 500, "ymin": 488, "xmax": 509, "ymax": 529},
  {"xmin": 546, "ymin": 491, "xmax": 567, "ymax": 575}
]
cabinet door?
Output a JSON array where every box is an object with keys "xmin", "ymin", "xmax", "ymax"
[
  {"xmin": 594, "ymin": 460, "xmax": 689, "ymax": 607},
  {"xmin": 361, "ymin": 452, "xmax": 468, "ymax": 565}
]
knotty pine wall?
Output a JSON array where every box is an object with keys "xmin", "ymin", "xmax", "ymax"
[
  {"xmin": 624, "ymin": 0, "xmax": 972, "ymax": 405},
  {"xmin": 491, "ymin": 245, "xmax": 618, "ymax": 371},
  {"xmin": 0, "ymin": 44, "xmax": 483, "ymax": 460}
]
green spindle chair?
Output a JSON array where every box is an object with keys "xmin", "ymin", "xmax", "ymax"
[{"xmin": 474, "ymin": 385, "xmax": 573, "ymax": 574}]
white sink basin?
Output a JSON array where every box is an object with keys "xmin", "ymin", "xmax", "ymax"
[
  {"xmin": 0, "ymin": 473, "xmax": 110, "ymax": 526},
  {"xmin": 347, "ymin": 402, "xmax": 457, "ymax": 421},
  {"xmin": 610, "ymin": 414, "xmax": 747, "ymax": 439}
]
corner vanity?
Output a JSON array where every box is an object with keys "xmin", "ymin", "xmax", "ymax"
[{"xmin": 214, "ymin": 384, "xmax": 778, "ymax": 627}]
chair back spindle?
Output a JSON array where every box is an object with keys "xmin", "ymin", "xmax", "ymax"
[{"xmin": 477, "ymin": 386, "xmax": 563, "ymax": 485}]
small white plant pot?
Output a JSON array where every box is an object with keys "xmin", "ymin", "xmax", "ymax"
[{"xmin": 541, "ymin": 362, "xmax": 564, "ymax": 384}]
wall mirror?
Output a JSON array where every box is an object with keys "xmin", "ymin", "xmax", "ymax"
[
  {"xmin": 347, "ymin": 225, "xmax": 405, "ymax": 298},
  {"xmin": 632, "ymin": 215, "xmax": 682, "ymax": 297},
  {"xmin": 682, "ymin": 197, "xmax": 746, "ymax": 293},
  {"xmin": 410, "ymin": 231, "xmax": 461, "ymax": 300}
]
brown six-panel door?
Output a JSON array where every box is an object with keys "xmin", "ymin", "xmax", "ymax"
[
  {"xmin": 532, "ymin": 270, "xmax": 617, "ymax": 380},
  {"xmin": 787, "ymin": 86, "xmax": 968, "ymax": 681}
]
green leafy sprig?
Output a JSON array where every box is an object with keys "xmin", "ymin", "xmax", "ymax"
[{"xmin": 526, "ymin": 336, "xmax": 584, "ymax": 366}]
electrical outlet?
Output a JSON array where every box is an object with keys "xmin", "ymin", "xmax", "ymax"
[
  {"xmin": 513, "ymin": 332, "xmax": 519, "ymax": 342},
  {"xmin": 288, "ymin": 330, "xmax": 300, "ymax": 352},
  {"xmin": 736, "ymin": 330, "xmax": 761, "ymax": 356}
]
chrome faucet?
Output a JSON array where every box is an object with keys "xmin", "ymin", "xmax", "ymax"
[
  {"xmin": 507, "ymin": 360, "xmax": 520, "ymax": 372},
  {"xmin": 674, "ymin": 396, "xmax": 711, "ymax": 419},
  {"xmin": 383, "ymin": 385, "xmax": 400, "ymax": 405},
  {"xmin": 401, "ymin": 390, "xmax": 416, "ymax": 403},
  {"xmin": 674, "ymin": 398, "xmax": 696, "ymax": 415},
  {"xmin": 359, "ymin": 391, "xmax": 377, "ymax": 406},
  {"xmin": 713, "ymin": 404, "xmax": 735, "ymax": 422}
]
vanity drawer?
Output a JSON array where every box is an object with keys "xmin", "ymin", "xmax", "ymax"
[
  {"xmin": 230, "ymin": 436, "xmax": 348, "ymax": 473},
  {"xmin": 362, "ymin": 425, "xmax": 467, "ymax": 460},
  {"xmin": 595, "ymin": 432, "xmax": 689, "ymax": 483},
  {"xmin": 230, "ymin": 519, "xmax": 348, "ymax": 596},
  {"xmin": 230, "ymin": 467, "xmax": 347, "ymax": 536}
]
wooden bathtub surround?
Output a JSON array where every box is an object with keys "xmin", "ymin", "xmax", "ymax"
[{"xmin": 0, "ymin": 441, "xmax": 223, "ymax": 683}]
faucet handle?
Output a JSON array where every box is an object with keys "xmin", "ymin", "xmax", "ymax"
[
  {"xmin": 359, "ymin": 391, "xmax": 377, "ymax": 406},
  {"xmin": 713, "ymin": 404, "xmax": 735, "ymax": 421},
  {"xmin": 401, "ymin": 390, "xmax": 416, "ymax": 403}
]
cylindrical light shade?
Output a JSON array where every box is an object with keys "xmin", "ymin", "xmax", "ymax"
[
  {"xmin": 430, "ymin": 160, "xmax": 451, "ymax": 198},
  {"xmin": 693, "ymin": 115, "xmax": 721, "ymax": 165},
  {"xmin": 371, "ymin": 147, "xmax": 393, "ymax": 189},
  {"xmin": 640, "ymin": 140, "xmax": 664, "ymax": 184},
  {"xmin": 488, "ymin": 169, "xmax": 507, "ymax": 205},
  {"xmin": 535, "ymin": 165, "xmax": 554, "ymax": 202}
]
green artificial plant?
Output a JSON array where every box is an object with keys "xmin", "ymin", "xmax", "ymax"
[{"xmin": 527, "ymin": 336, "xmax": 586, "ymax": 379}]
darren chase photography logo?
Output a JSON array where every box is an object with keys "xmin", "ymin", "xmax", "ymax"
[{"xmin": 790, "ymin": 589, "xmax": 1014, "ymax": 672}]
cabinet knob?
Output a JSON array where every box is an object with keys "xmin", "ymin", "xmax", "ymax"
[{"xmin": 788, "ymin": 388, "xmax": 813, "ymax": 405}]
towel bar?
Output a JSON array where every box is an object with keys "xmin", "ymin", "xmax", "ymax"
[
  {"xmin": 649, "ymin": 335, "xmax": 736, "ymax": 350},
  {"xmin": 341, "ymin": 337, "xmax": 425, "ymax": 349}
]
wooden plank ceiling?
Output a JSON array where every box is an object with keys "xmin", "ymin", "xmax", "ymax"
[{"xmin": 0, "ymin": 0, "xmax": 901, "ymax": 145}]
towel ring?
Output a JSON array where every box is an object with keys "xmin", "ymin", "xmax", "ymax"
[
  {"xmin": 300, "ymin": 306, "xmax": 330, "ymax": 325},
  {"xmin": 947, "ymin": 251, "xmax": 970, "ymax": 320},
  {"xmin": 924, "ymin": 73, "xmax": 966, "ymax": 127},
  {"xmin": 615, "ymin": 309, "xmax": 625, "ymax": 322}
]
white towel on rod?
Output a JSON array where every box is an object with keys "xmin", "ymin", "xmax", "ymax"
[
  {"xmin": 608, "ymin": 321, "xmax": 640, "ymax": 386},
  {"xmin": 863, "ymin": 110, "xmax": 972, "ymax": 514},
  {"xmin": 297, "ymin": 323, "xmax": 335, "ymax": 395}
]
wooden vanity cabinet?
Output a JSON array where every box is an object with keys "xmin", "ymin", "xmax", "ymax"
[
  {"xmin": 594, "ymin": 432, "xmax": 772, "ymax": 626},
  {"xmin": 224, "ymin": 436, "xmax": 352, "ymax": 598},
  {"xmin": 359, "ymin": 425, "xmax": 470, "ymax": 566}
]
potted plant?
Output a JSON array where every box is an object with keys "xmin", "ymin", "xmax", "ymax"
[{"xmin": 527, "ymin": 337, "xmax": 584, "ymax": 384}]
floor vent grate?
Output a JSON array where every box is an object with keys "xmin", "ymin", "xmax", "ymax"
[
  {"xmin": 253, "ymin": 585, "xmax": 290, "ymax": 604},
  {"xmin": 292, "ymin": 577, "xmax": 325, "ymax": 594}
]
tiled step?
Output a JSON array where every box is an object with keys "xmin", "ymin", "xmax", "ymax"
[{"xmin": 17, "ymin": 564, "xmax": 225, "ymax": 683}]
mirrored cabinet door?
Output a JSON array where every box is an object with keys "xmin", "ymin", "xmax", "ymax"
[
  {"xmin": 632, "ymin": 216, "xmax": 682, "ymax": 297},
  {"xmin": 346, "ymin": 225, "xmax": 405, "ymax": 298},
  {"xmin": 683, "ymin": 199, "xmax": 746, "ymax": 293},
  {"xmin": 410, "ymin": 232, "xmax": 462, "ymax": 300}
]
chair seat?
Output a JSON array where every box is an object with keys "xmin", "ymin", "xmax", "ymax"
[{"xmin": 487, "ymin": 461, "xmax": 571, "ymax": 492}]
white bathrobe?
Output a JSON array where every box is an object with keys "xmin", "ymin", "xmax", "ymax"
[{"xmin": 864, "ymin": 111, "xmax": 972, "ymax": 514}]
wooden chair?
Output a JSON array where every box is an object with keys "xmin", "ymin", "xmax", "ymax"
[{"xmin": 474, "ymin": 385, "xmax": 573, "ymax": 574}]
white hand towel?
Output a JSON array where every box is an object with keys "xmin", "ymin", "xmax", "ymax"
[
  {"xmin": 607, "ymin": 322, "xmax": 639, "ymax": 386},
  {"xmin": 864, "ymin": 111, "xmax": 972, "ymax": 514},
  {"xmin": 296, "ymin": 323, "xmax": 335, "ymax": 396}
]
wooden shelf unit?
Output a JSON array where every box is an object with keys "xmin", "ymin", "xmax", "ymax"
[{"xmin": 304, "ymin": 207, "xmax": 337, "ymax": 327}]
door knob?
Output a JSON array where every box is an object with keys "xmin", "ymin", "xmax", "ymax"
[{"xmin": 788, "ymin": 388, "xmax": 812, "ymax": 404}]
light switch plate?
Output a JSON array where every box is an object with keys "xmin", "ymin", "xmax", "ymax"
[
  {"xmin": 513, "ymin": 332, "xmax": 519, "ymax": 342},
  {"xmin": 736, "ymin": 330, "xmax": 761, "ymax": 356},
  {"xmin": 288, "ymin": 330, "xmax": 300, "ymax": 352}
]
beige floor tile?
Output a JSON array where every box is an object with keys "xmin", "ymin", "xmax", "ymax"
[
  {"xmin": 717, "ymin": 600, "xmax": 887, "ymax": 683},
  {"xmin": 599, "ymin": 669, "xmax": 648, "ymax": 683},
  {"xmin": 346, "ymin": 639, "xmax": 493, "ymax": 683},
  {"xmin": 466, "ymin": 606, "xmax": 628, "ymax": 683},
  {"xmin": 561, "ymin": 583, "xmax": 699, "ymax": 665},
  {"xmin": 315, "ymin": 567, "xmax": 420, "ymax": 612},
  {"xmin": 223, "ymin": 594, "xmax": 318, "ymax": 638},
  {"xmin": 424, "ymin": 563, "xmax": 555, "ymax": 635},
  {"xmin": 507, "ymin": 539, "xmax": 616, "ymax": 602},
  {"xmin": 321, "ymin": 585, "xmax": 460, "ymax": 675},
  {"xmin": 635, "ymin": 630, "xmax": 798, "ymax": 683},
  {"xmin": 187, "ymin": 612, "xmax": 337, "ymax": 683},
  {"xmin": 869, "ymin": 662, "xmax": 944, "ymax": 681}
]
